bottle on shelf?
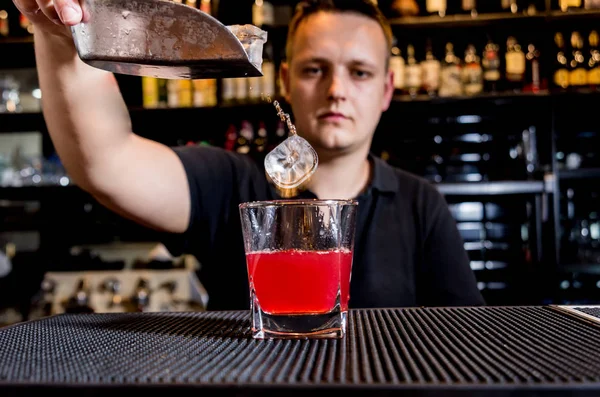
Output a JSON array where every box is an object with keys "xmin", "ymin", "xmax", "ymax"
[
  {"xmin": 261, "ymin": 42, "xmax": 276, "ymax": 99},
  {"xmin": 525, "ymin": 1, "xmax": 538, "ymax": 14},
  {"xmin": 505, "ymin": 36, "xmax": 526, "ymax": 92},
  {"xmin": 221, "ymin": 78, "xmax": 236, "ymax": 104},
  {"xmin": 569, "ymin": 31, "xmax": 588, "ymax": 89},
  {"xmin": 405, "ymin": 44, "xmax": 422, "ymax": 97},
  {"xmin": 167, "ymin": 79, "xmax": 179, "ymax": 107},
  {"xmin": 390, "ymin": 0, "xmax": 419, "ymax": 16},
  {"xmin": 252, "ymin": 0, "xmax": 274, "ymax": 27},
  {"xmin": 235, "ymin": 121, "xmax": 254, "ymax": 154},
  {"xmin": 247, "ymin": 74, "xmax": 262, "ymax": 101},
  {"xmin": 461, "ymin": 0, "xmax": 478, "ymax": 17},
  {"xmin": 584, "ymin": 0, "xmax": 600, "ymax": 9},
  {"xmin": 193, "ymin": 79, "xmax": 217, "ymax": 107},
  {"xmin": 426, "ymin": 0, "xmax": 447, "ymax": 17},
  {"xmin": 553, "ymin": 32, "xmax": 570, "ymax": 90},
  {"xmin": 482, "ymin": 39, "xmax": 501, "ymax": 93},
  {"xmin": 199, "ymin": 0, "xmax": 211, "ymax": 14},
  {"xmin": 524, "ymin": 42, "xmax": 542, "ymax": 93},
  {"xmin": 177, "ymin": 79, "xmax": 193, "ymax": 107},
  {"xmin": 421, "ymin": 39, "xmax": 441, "ymax": 97},
  {"xmin": 502, "ymin": 0, "xmax": 519, "ymax": 13},
  {"xmin": 0, "ymin": 10, "xmax": 34, "ymax": 38},
  {"xmin": 234, "ymin": 77, "xmax": 248, "ymax": 103},
  {"xmin": 19, "ymin": 13, "xmax": 33, "ymax": 35},
  {"xmin": 142, "ymin": 77, "xmax": 159, "ymax": 109},
  {"xmin": 0, "ymin": 9, "xmax": 8, "ymax": 37},
  {"xmin": 389, "ymin": 38, "xmax": 406, "ymax": 94},
  {"xmin": 208, "ymin": 79, "xmax": 218, "ymax": 106},
  {"xmin": 438, "ymin": 42, "xmax": 463, "ymax": 97},
  {"xmin": 588, "ymin": 30, "xmax": 600, "ymax": 89},
  {"xmin": 224, "ymin": 124, "xmax": 238, "ymax": 152},
  {"xmin": 462, "ymin": 44, "xmax": 483, "ymax": 96},
  {"xmin": 253, "ymin": 121, "xmax": 269, "ymax": 161},
  {"xmin": 559, "ymin": 0, "xmax": 582, "ymax": 11}
]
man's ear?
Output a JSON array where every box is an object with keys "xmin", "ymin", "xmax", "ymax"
[
  {"xmin": 382, "ymin": 68, "xmax": 394, "ymax": 112},
  {"xmin": 279, "ymin": 61, "xmax": 291, "ymax": 102}
]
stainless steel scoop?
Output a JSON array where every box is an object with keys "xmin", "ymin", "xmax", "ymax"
[{"xmin": 70, "ymin": 0, "xmax": 267, "ymax": 79}]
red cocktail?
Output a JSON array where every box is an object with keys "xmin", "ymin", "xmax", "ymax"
[{"xmin": 246, "ymin": 249, "xmax": 352, "ymax": 315}]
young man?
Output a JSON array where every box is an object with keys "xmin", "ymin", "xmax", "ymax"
[{"xmin": 13, "ymin": 0, "xmax": 485, "ymax": 310}]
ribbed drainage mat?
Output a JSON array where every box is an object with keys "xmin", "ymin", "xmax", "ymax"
[
  {"xmin": 571, "ymin": 306, "xmax": 600, "ymax": 319},
  {"xmin": 1, "ymin": 307, "xmax": 600, "ymax": 393}
]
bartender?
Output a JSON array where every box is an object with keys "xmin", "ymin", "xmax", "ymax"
[{"xmin": 12, "ymin": 0, "xmax": 485, "ymax": 310}]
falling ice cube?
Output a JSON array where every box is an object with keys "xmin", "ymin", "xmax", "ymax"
[{"xmin": 264, "ymin": 134, "xmax": 318, "ymax": 189}]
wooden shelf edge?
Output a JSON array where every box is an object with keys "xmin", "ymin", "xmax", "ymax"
[{"xmin": 388, "ymin": 9, "xmax": 600, "ymax": 27}]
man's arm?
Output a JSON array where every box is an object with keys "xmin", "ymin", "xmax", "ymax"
[{"xmin": 15, "ymin": 0, "xmax": 190, "ymax": 233}]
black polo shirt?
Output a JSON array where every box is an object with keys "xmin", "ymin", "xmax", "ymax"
[{"xmin": 163, "ymin": 145, "xmax": 485, "ymax": 310}]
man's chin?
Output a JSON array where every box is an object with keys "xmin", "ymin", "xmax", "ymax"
[
  {"xmin": 299, "ymin": 127, "xmax": 355, "ymax": 152},
  {"xmin": 313, "ymin": 141, "xmax": 355, "ymax": 156},
  {"xmin": 315, "ymin": 128, "xmax": 352, "ymax": 147}
]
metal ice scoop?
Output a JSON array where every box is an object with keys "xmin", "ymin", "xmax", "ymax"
[{"xmin": 70, "ymin": 0, "xmax": 267, "ymax": 79}]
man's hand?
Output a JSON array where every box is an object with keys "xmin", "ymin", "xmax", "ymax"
[{"xmin": 12, "ymin": 0, "xmax": 87, "ymax": 39}]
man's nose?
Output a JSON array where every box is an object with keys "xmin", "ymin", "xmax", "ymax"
[{"xmin": 326, "ymin": 73, "xmax": 347, "ymax": 101}]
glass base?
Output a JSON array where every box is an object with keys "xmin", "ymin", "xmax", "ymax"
[{"xmin": 250, "ymin": 292, "xmax": 347, "ymax": 339}]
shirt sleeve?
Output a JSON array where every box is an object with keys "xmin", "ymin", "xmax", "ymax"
[
  {"xmin": 160, "ymin": 145, "xmax": 271, "ymax": 261},
  {"xmin": 418, "ymin": 187, "xmax": 486, "ymax": 307}
]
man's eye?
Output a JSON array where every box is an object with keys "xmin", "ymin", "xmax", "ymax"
[
  {"xmin": 353, "ymin": 70, "xmax": 372, "ymax": 79},
  {"xmin": 303, "ymin": 67, "xmax": 321, "ymax": 76}
]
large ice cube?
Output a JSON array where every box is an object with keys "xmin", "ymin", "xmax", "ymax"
[{"xmin": 264, "ymin": 134, "xmax": 318, "ymax": 189}]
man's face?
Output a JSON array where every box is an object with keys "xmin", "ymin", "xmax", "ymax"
[{"xmin": 281, "ymin": 11, "xmax": 394, "ymax": 156}]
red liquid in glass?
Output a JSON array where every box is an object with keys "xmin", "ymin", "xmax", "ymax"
[{"xmin": 246, "ymin": 249, "xmax": 353, "ymax": 315}]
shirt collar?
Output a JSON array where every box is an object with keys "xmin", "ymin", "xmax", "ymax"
[
  {"xmin": 272, "ymin": 153, "xmax": 399, "ymax": 199},
  {"xmin": 367, "ymin": 153, "xmax": 399, "ymax": 194}
]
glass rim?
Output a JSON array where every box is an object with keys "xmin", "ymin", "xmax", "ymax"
[{"xmin": 239, "ymin": 199, "xmax": 358, "ymax": 209}]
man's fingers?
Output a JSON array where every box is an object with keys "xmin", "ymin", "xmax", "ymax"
[
  {"xmin": 12, "ymin": 0, "xmax": 82, "ymax": 38},
  {"xmin": 35, "ymin": 0, "xmax": 61, "ymax": 24},
  {"xmin": 53, "ymin": 0, "xmax": 83, "ymax": 25}
]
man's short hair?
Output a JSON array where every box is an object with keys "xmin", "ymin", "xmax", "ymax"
[{"xmin": 284, "ymin": 0, "xmax": 393, "ymax": 62}]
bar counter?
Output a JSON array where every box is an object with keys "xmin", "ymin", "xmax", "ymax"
[{"xmin": 2, "ymin": 306, "xmax": 600, "ymax": 396}]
